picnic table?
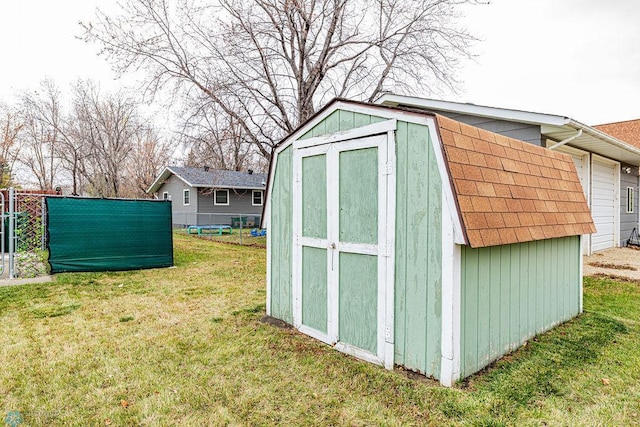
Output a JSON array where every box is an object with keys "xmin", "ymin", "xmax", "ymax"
[{"xmin": 187, "ymin": 225, "xmax": 233, "ymax": 236}]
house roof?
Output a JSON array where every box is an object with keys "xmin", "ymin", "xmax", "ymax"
[
  {"xmin": 436, "ymin": 114, "xmax": 596, "ymax": 248},
  {"xmin": 147, "ymin": 166, "xmax": 267, "ymax": 194},
  {"xmin": 594, "ymin": 119, "xmax": 640, "ymax": 149},
  {"xmin": 377, "ymin": 94, "xmax": 640, "ymax": 167}
]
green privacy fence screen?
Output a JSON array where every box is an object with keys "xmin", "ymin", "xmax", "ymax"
[{"xmin": 46, "ymin": 197, "xmax": 173, "ymax": 273}]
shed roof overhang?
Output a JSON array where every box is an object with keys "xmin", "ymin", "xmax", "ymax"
[{"xmin": 377, "ymin": 94, "xmax": 640, "ymax": 167}]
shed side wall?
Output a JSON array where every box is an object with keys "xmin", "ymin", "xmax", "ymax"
[
  {"xmin": 459, "ymin": 236, "xmax": 581, "ymax": 378},
  {"xmin": 269, "ymin": 146, "xmax": 294, "ymax": 323},
  {"xmin": 393, "ymin": 121, "xmax": 443, "ymax": 379}
]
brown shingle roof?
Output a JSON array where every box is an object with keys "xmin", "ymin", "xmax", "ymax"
[
  {"xmin": 594, "ymin": 119, "xmax": 640, "ymax": 149},
  {"xmin": 436, "ymin": 114, "xmax": 596, "ymax": 248}
]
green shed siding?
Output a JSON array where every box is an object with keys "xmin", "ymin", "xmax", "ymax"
[
  {"xmin": 339, "ymin": 252, "xmax": 379, "ymax": 354},
  {"xmin": 269, "ymin": 146, "xmax": 294, "ymax": 323},
  {"xmin": 301, "ymin": 246, "xmax": 328, "ymax": 332},
  {"xmin": 460, "ymin": 236, "xmax": 581, "ymax": 378},
  {"xmin": 393, "ymin": 121, "xmax": 442, "ymax": 378},
  {"xmin": 339, "ymin": 147, "xmax": 378, "ymax": 244},
  {"xmin": 300, "ymin": 110, "xmax": 386, "ymax": 140}
]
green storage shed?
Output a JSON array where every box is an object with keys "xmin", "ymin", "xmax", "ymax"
[{"xmin": 264, "ymin": 99, "xmax": 596, "ymax": 386}]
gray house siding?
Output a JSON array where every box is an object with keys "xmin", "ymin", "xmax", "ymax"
[
  {"xmin": 157, "ymin": 178, "xmax": 264, "ymax": 227},
  {"xmin": 196, "ymin": 189, "xmax": 264, "ymax": 226},
  {"xmin": 620, "ymin": 164, "xmax": 639, "ymax": 245},
  {"xmin": 437, "ymin": 112, "xmax": 543, "ymax": 146},
  {"xmin": 161, "ymin": 176, "xmax": 197, "ymax": 226}
]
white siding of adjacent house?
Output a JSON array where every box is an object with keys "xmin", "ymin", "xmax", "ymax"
[
  {"xmin": 557, "ymin": 146, "xmax": 590, "ymax": 254},
  {"xmin": 591, "ymin": 156, "xmax": 619, "ymax": 252}
]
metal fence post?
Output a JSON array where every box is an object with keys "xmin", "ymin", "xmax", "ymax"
[
  {"xmin": 8, "ymin": 187, "xmax": 14, "ymax": 279},
  {"xmin": 41, "ymin": 196, "xmax": 46, "ymax": 251}
]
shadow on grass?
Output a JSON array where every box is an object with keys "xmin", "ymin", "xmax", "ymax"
[{"xmin": 443, "ymin": 312, "xmax": 627, "ymax": 425}]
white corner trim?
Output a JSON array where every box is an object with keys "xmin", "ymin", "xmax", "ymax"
[
  {"xmin": 579, "ymin": 234, "xmax": 584, "ymax": 314},
  {"xmin": 440, "ymin": 189, "xmax": 462, "ymax": 387},
  {"xmin": 266, "ymin": 218, "xmax": 272, "ymax": 316},
  {"xmin": 384, "ymin": 127, "xmax": 397, "ymax": 370},
  {"xmin": 292, "ymin": 148, "xmax": 304, "ymax": 329},
  {"xmin": 424, "ymin": 118, "xmax": 466, "ymax": 245}
]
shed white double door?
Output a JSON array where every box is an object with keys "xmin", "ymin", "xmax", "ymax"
[{"xmin": 292, "ymin": 130, "xmax": 395, "ymax": 369}]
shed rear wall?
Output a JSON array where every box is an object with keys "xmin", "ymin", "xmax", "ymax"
[{"xmin": 459, "ymin": 236, "xmax": 581, "ymax": 378}]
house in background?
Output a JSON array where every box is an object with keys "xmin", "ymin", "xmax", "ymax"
[
  {"xmin": 377, "ymin": 95, "xmax": 640, "ymax": 254},
  {"xmin": 147, "ymin": 166, "xmax": 267, "ymax": 227}
]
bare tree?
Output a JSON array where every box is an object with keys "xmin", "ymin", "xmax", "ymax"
[
  {"xmin": 0, "ymin": 104, "xmax": 23, "ymax": 187},
  {"xmin": 72, "ymin": 81, "xmax": 142, "ymax": 197},
  {"xmin": 125, "ymin": 126, "xmax": 173, "ymax": 198},
  {"xmin": 82, "ymin": 0, "xmax": 479, "ymax": 157},
  {"xmin": 19, "ymin": 80, "xmax": 63, "ymax": 190},
  {"xmin": 182, "ymin": 104, "xmax": 259, "ymax": 171}
]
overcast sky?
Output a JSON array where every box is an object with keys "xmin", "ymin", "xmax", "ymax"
[{"xmin": 0, "ymin": 0, "xmax": 638, "ymax": 125}]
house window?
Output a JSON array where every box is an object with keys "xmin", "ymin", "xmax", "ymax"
[
  {"xmin": 183, "ymin": 189, "xmax": 190, "ymax": 206},
  {"xmin": 252, "ymin": 190, "xmax": 263, "ymax": 206},
  {"xmin": 162, "ymin": 192, "xmax": 168, "ymax": 200},
  {"xmin": 627, "ymin": 187, "xmax": 635, "ymax": 213},
  {"xmin": 214, "ymin": 189, "xmax": 229, "ymax": 206}
]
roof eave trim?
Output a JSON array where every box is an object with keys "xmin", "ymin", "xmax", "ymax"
[
  {"xmin": 568, "ymin": 119, "xmax": 640, "ymax": 158},
  {"xmin": 146, "ymin": 167, "xmax": 173, "ymax": 194},
  {"xmin": 376, "ymin": 94, "xmax": 570, "ymax": 127}
]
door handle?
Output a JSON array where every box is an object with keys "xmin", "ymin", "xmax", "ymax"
[{"xmin": 329, "ymin": 242, "xmax": 336, "ymax": 271}]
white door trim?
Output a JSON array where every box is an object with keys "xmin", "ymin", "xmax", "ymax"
[
  {"xmin": 292, "ymin": 144, "xmax": 331, "ymax": 333},
  {"xmin": 292, "ymin": 128, "xmax": 396, "ymax": 369}
]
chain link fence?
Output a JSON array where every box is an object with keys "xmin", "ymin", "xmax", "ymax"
[
  {"xmin": 1, "ymin": 189, "xmax": 56, "ymax": 279},
  {"xmin": 173, "ymin": 212, "xmax": 266, "ymax": 246}
]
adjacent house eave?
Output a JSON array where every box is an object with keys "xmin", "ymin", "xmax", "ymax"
[
  {"xmin": 543, "ymin": 120, "xmax": 640, "ymax": 166},
  {"xmin": 377, "ymin": 94, "xmax": 640, "ymax": 167}
]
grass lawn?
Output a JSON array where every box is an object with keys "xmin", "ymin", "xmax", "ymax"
[{"xmin": 1, "ymin": 234, "xmax": 639, "ymax": 425}]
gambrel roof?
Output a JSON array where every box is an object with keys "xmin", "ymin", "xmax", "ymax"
[
  {"xmin": 147, "ymin": 166, "xmax": 267, "ymax": 194},
  {"xmin": 436, "ymin": 114, "xmax": 596, "ymax": 248}
]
